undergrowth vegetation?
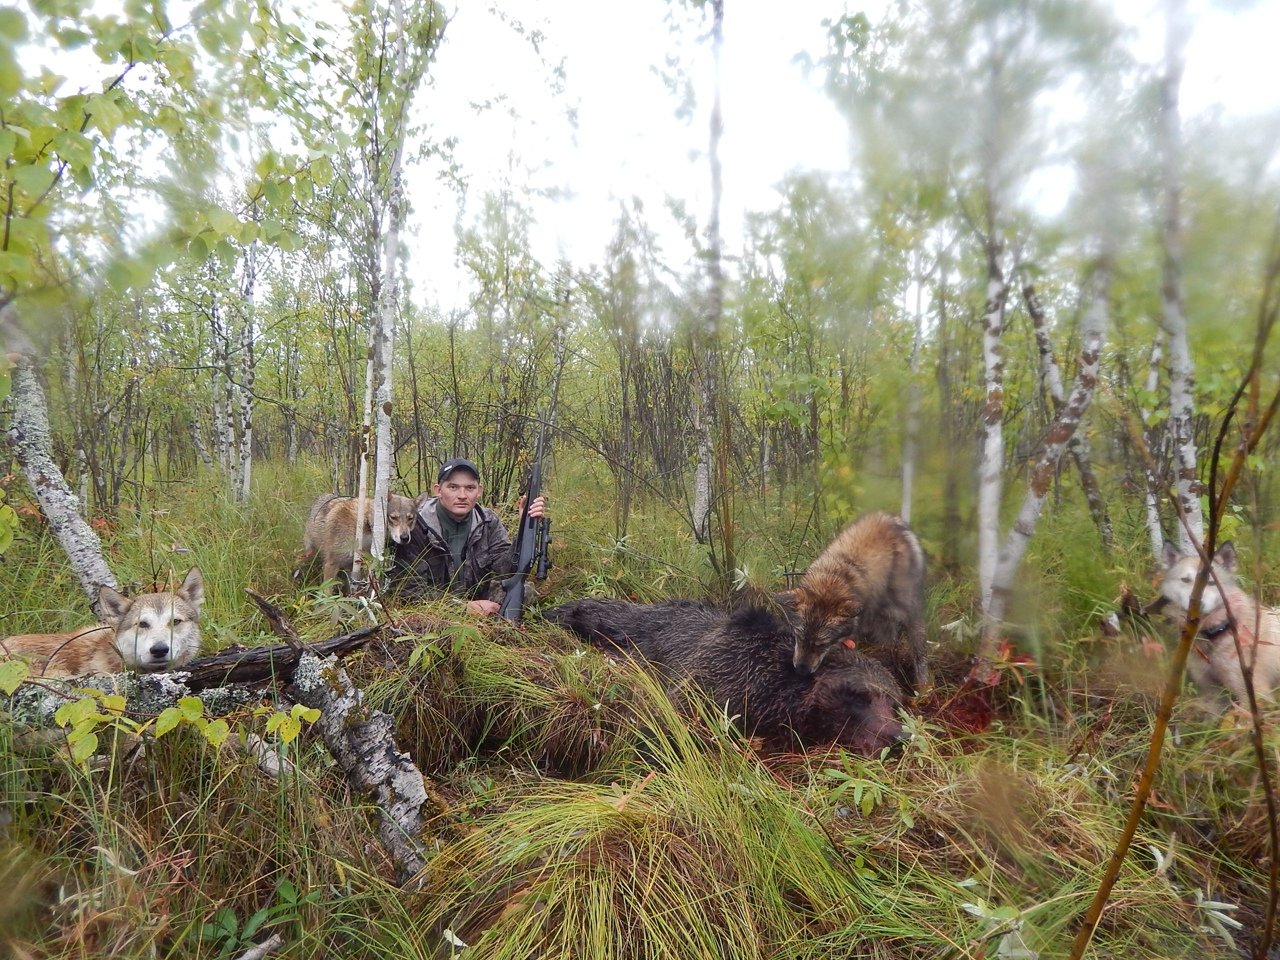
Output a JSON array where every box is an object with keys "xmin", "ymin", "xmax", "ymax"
[{"xmin": 1, "ymin": 461, "xmax": 1276, "ymax": 958}]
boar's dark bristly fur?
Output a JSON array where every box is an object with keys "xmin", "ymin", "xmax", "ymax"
[{"xmin": 543, "ymin": 597, "xmax": 907, "ymax": 756}]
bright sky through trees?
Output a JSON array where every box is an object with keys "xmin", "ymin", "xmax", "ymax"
[{"xmin": 407, "ymin": 0, "xmax": 1280, "ymax": 312}]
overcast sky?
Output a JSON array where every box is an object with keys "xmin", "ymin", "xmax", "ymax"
[{"xmin": 401, "ymin": 0, "xmax": 1280, "ymax": 313}]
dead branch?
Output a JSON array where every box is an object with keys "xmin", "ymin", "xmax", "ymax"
[{"xmin": 288, "ymin": 652, "xmax": 433, "ymax": 885}]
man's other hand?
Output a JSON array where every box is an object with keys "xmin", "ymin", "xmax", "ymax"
[
  {"xmin": 515, "ymin": 495, "xmax": 548, "ymax": 520},
  {"xmin": 467, "ymin": 599, "xmax": 501, "ymax": 616}
]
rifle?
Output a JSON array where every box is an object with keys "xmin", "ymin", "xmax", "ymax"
[{"xmin": 498, "ymin": 421, "xmax": 552, "ymax": 621}]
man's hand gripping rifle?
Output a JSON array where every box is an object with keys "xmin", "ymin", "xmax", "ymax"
[{"xmin": 498, "ymin": 423, "xmax": 552, "ymax": 621}]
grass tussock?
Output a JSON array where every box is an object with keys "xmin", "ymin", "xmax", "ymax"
[{"xmin": 1, "ymin": 460, "xmax": 1276, "ymax": 957}]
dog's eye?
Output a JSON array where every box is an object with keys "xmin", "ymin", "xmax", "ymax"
[
  {"xmin": 139, "ymin": 620, "xmax": 152, "ymax": 629},
  {"xmin": 1182, "ymin": 575, "xmax": 1193, "ymax": 583},
  {"xmin": 173, "ymin": 617, "xmax": 184, "ymax": 626}
]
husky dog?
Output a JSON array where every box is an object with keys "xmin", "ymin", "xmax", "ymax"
[
  {"xmin": 301, "ymin": 492, "xmax": 417, "ymax": 589},
  {"xmin": 545, "ymin": 596, "xmax": 909, "ymax": 755},
  {"xmin": 1158, "ymin": 542, "xmax": 1280, "ymax": 705},
  {"xmin": 1, "ymin": 568, "xmax": 205, "ymax": 678},
  {"xmin": 790, "ymin": 512, "xmax": 928, "ymax": 693}
]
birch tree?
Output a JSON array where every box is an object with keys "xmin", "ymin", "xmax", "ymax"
[
  {"xmin": 1157, "ymin": 0, "xmax": 1203, "ymax": 550},
  {"xmin": 5, "ymin": 354, "xmax": 120, "ymax": 610},
  {"xmin": 977, "ymin": 258, "xmax": 1111, "ymax": 669}
]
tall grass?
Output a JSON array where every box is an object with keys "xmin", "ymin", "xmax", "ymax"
[{"xmin": 1, "ymin": 458, "xmax": 1275, "ymax": 957}]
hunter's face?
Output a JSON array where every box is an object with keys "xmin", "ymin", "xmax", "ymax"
[{"xmin": 435, "ymin": 473, "xmax": 481, "ymax": 520}]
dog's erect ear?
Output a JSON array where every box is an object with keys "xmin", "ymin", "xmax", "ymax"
[
  {"xmin": 97, "ymin": 584, "xmax": 133, "ymax": 624},
  {"xmin": 177, "ymin": 567, "xmax": 205, "ymax": 610},
  {"xmin": 1161, "ymin": 540, "xmax": 1182, "ymax": 569},
  {"xmin": 1215, "ymin": 542, "xmax": 1237, "ymax": 572}
]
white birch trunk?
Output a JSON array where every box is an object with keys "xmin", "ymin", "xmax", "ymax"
[
  {"xmin": 692, "ymin": 0, "xmax": 724, "ymax": 549},
  {"xmin": 983, "ymin": 262, "xmax": 1110, "ymax": 646},
  {"xmin": 1024, "ymin": 279, "xmax": 1111, "ymax": 547},
  {"xmin": 977, "ymin": 251, "xmax": 1010, "ymax": 613},
  {"xmin": 1159, "ymin": 0, "xmax": 1202, "ymax": 551},
  {"xmin": 209, "ymin": 295, "xmax": 231, "ymax": 474},
  {"xmin": 350, "ymin": 335, "xmax": 376, "ymax": 583},
  {"xmin": 238, "ymin": 244, "xmax": 257, "ymax": 503},
  {"xmin": 1142, "ymin": 334, "xmax": 1166, "ymax": 560},
  {"xmin": 900, "ymin": 251, "xmax": 925, "ymax": 523},
  {"xmin": 370, "ymin": 0, "xmax": 409, "ymax": 563},
  {"xmin": 5, "ymin": 354, "xmax": 120, "ymax": 611}
]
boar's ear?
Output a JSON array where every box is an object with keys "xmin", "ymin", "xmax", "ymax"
[
  {"xmin": 97, "ymin": 584, "xmax": 133, "ymax": 624},
  {"xmin": 1215, "ymin": 542, "xmax": 1237, "ymax": 572},
  {"xmin": 177, "ymin": 567, "xmax": 205, "ymax": 610},
  {"xmin": 1161, "ymin": 540, "xmax": 1182, "ymax": 569}
]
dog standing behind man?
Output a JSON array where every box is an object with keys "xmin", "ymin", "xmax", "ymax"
[
  {"xmin": 300, "ymin": 492, "xmax": 416, "ymax": 590},
  {"xmin": 0, "ymin": 567, "xmax": 204, "ymax": 678},
  {"xmin": 1157, "ymin": 541, "xmax": 1280, "ymax": 707},
  {"xmin": 789, "ymin": 511, "xmax": 928, "ymax": 695}
]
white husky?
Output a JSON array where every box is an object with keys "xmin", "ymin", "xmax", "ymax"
[
  {"xmin": 1, "ymin": 568, "xmax": 204, "ymax": 678},
  {"xmin": 1159, "ymin": 543, "xmax": 1280, "ymax": 706}
]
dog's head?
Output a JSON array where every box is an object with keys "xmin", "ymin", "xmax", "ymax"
[
  {"xmin": 1159, "ymin": 541, "xmax": 1237, "ymax": 617},
  {"xmin": 790, "ymin": 572, "xmax": 862, "ymax": 676},
  {"xmin": 386, "ymin": 493, "xmax": 417, "ymax": 545},
  {"xmin": 99, "ymin": 567, "xmax": 204, "ymax": 672}
]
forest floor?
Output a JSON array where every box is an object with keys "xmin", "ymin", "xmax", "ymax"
[{"xmin": 1, "ymin": 464, "xmax": 1276, "ymax": 958}]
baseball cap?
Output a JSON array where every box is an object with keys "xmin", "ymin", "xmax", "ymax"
[{"xmin": 438, "ymin": 458, "xmax": 481, "ymax": 483}]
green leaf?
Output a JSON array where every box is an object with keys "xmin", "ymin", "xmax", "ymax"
[
  {"xmin": 277, "ymin": 715, "xmax": 301, "ymax": 744},
  {"xmin": 290, "ymin": 703, "xmax": 320, "ymax": 723},
  {"xmin": 0, "ymin": 658, "xmax": 30, "ymax": 694},
  {"xmin": 70, "ymin": 731, "xmax": 99, "ymax": 765},
  {"xmin": 55, "ymin": 696, "xmax": 98, "ymax": 729},
  {"xmin": 178, "ymin": 696, "xmax": 204, "ymax": 722},
  {"xmin": 155, "ymin": 706, "xmax": 182, "ymax": 737},
  {"xmin": 202, "ymin": 718, "xmax": 230, "ymax": 748},
  {"xmin": 0, "ymin": 9, "xmax": 27, "ymax": 41},
  {"xmin": 311, "ymin": 155, "xmax": 333, "ymax": 186},
  {"xmin": 100, "ymin": 693, "xmax": 126, "ymax": 716},
  {"xmin": 12, "ymin": 163, "xmax": 53, "ymax": 197},
  {"xmin": 207, "ymin": 207, "xmax": 239, "ymax": 235},
  {"xmin": 0, "ymin": 127, "xmax": 16, "ymax": 157}
]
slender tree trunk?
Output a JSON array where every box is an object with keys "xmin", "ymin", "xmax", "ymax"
[
  {"xmin": 977, "ymin": 260, "xmax": 1111, "ymax": 668},
  {"xmin": 6, "ymin": 354, "xmax": 120, "ymax": 611},
  {"xmin": 351, "ymin": 333, "xmax": 376, "ymax": 583},
  {"xmin": 1141, "ymin": 333, "xmax": 1167, "ymax": 559},
  {"xmin": 1159, "ymin": 0, "xmax": 1202, "ymax": 550},
  {"xmin": 1023, "ymin": 279, "xmax": 1111, "ymax": 548},
  {"xmin": 901, "ymin": 249, "xmax": 925, "ymax": 523},
  {"xmin": 977, "ymin": 240, "xmax": 1010, "ymax": 612},
  {"xmin": 238, "ymin": 244, "xmax": 258, "ymax": 503},
  {"xmin": 692, "ymin": 0, "xmax": 726, "ymax": 562}
]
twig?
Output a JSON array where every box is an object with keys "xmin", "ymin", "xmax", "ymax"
[
  {"xmin": 245, "ymin": 587, "xmax": 309, "ymax": 652},
  {"xmin": 232, "ymin": 933, "xmax": 285, "ymax": 960}
]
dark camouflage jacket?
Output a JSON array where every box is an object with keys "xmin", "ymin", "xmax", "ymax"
[{"xmin": 389, "ymin": 498, "xmax": 514, "ymax": 601}]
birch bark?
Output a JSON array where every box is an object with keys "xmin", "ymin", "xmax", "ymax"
[
  {"xmin": 901, "ymin": 250, "xmax": 926, "ymax": 523},
  {"xmin": 5, "ymin": 354, "xmax": 120, "ymax": 610},
  {"xmin": 237, "ymin": 243, "xmax": 258, "ymax": 503},
  {"xmin": 370, "ymin": 0, "xmax": 409, "ymax": 563},
  {"xmin": 1141, "ymin": 334, "xmax": 1167, "ymax": 559},
  {"xmin": 976, "ymin": 241, "xmax": 1010, "ymax": 612},
  {"xmin": 1159, "ymin": 0, "xmax": 1202, "ymax": 550},
  {"xmin": 981, "ymin": 261, "xmax": 1111, "ymax": 653},
  {"xmin": 691, "ymin": 0, "xmax": 725, "ymax": 551},
  {"xmin": 1023, "ymin": 280, "xmax": 1111, "ymax": 547}
]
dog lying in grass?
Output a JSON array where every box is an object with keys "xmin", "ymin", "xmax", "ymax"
[
  {"xmin": 1157, "ymin": 542, "xmax": 1280, "ymax": 707},
  {"xmin": 1, "ymin": 568, "xmax": 204, "ymax": 678}
]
